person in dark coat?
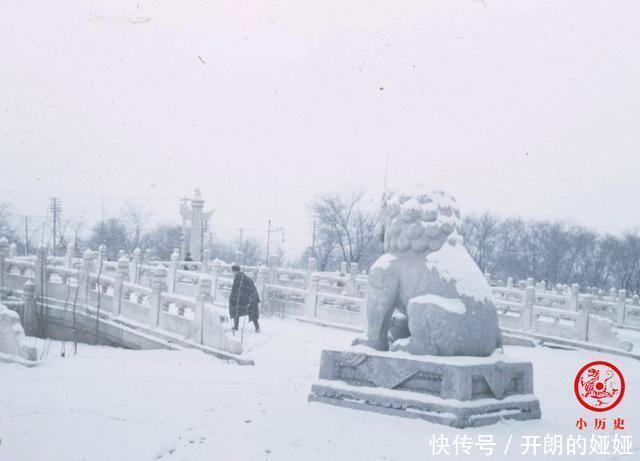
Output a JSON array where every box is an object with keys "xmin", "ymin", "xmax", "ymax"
[
  {"xmin": 183, "ymin": 252, "xmax": 193, "ymax": 270},
  {"xmin": 228, "ymin": 264, "xmax": 261, "ymax": 333}
]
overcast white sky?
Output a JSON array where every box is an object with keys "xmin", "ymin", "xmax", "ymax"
[{"xmin": 1, "ymin": 0, "xmax": 639, "ymax": 253}]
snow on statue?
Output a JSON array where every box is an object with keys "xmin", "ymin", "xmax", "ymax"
[
  {"xmin": 310, "ymin": 189, "xmax": 540, "ymax": 427},
  {"xmin": 353, "ymin": 189, "xmax": 501, "ymax": 356}
]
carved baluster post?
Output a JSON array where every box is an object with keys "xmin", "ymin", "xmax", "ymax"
[
  {"xmin": 210, "ymin": 260, "xmax": 222, "ymax": 304},
  {"xmin": 112, "ymin": 256, "xmax": 129, "ymax": 317},
  {"xmin": 193, "ymin": 277, "xmax": 213, "ymax": 344},
  {"xmin": 132, "ymin": 248, "xmax": 142, "ymax": 284},
  {"xmin": 168, "ymin": 248, "xmax": 180, "ymax": 293},
  {"xmin": 97, "ymin": 244, "xmax": 106, "ymax": 270},
  {"xmin": 306, "ymin": 257, "xmax": 317, "ymax": 289},
  {"xmin": 256, "ymin": 265, "xmax": 269, "ymax": 312},
  {"xmin": 577, "ymin": 295, "xmax": 593, "ymax": 341},
  {"xmin": 506, "ymin": 277, "xmax": 513, "ymax": 289},
  {"xmin": 22, "ymin": 280, "xmax": 38, "ymax": 336},
  {"xmin": 202, "ymin": 248, "xmax": 211, "ymax": 273},
  {"xmin": 96, "ymin": 246, "xmax": 110, "ymax": 295},
  {"xmin": 0, "ymin": 237, "xmax": 8, "ymax": 290},
  {"xmin": 616, "ymin": 289, "xmax": 627, "ymax": 326},
  {"xmin": 78, "ymin": 249, "xmax": 94, "ymax": 306},
  {"xmin": 305, "ymin": 274, "xmax": 319, "ymax": 318},
  {"xmin": 268, "ymin": 255, "xmax": 278, "ymax": 284},
  {"xmin": 65, "ymin": 243, "xmax": 75, "ymax": 268},
  {"xmin": 569, "ymin": 283, "xmax": 580, "ymax": 311},
  {"xmin": 521, "ymin": 285, "xmax": 534, "ymax": 331},
  {"xmin": 149, "ymin": 265, "xmax": 167, "ymax": 328},
  {"xmin": 8, "ymin": 242, "xmax": 17, "ymax": 258},
  {"xmin": 582, "ymin": 292, "xmax": 593, "ymax": 314},
  {"xmin": 34, "ymin": 245, "xmax": 48, "ymax": 301},
  {"xmin": 349, "ymin": 262, "xmax": 359, "ymax": 296}
]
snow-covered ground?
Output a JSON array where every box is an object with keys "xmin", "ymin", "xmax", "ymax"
[
  {"xmin": 615, "ymin": 327, "xmax": 640, "ymax": 352},
  {"xmin": 0, "ymin": 318, "xmax": 638, "ymax": 461}
]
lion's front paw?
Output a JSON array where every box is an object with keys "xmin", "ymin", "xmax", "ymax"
[
  {"xmin": 351, "ymin": 337, "xmax": 389, "ymax": 351},
  {"xmin": 390, "ymin": 337, "xmax": 411, "ymax": 352}
]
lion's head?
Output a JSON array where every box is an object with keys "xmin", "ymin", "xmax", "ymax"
[{"xmin": 376, "ymin": 189, "xmax": 462, "ymax": 254}]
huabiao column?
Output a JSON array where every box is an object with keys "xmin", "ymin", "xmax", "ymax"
[
  {"xmin": 190, "ymin": 190, "xmax": 205, "ymax": 261},
  {"xmin": 180, "ymin": 189, "xmax": 214, "ymax": 262}
]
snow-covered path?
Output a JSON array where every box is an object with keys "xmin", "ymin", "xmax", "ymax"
[{"xmin": 0, "ymin": 318, "xmax": 638, "ymax": 461}]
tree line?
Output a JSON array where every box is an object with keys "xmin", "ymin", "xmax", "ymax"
[
  {"xmin": 462, "ymin": 213, "xmax": 640, "ymax": 293},
  {"xmin": 2, "ymin": 196, "xmax": 639, "ymax": 293},
  {"xmin": 0, "ymin": 200, "xmax": 265, "ymax": 265},
  {"xmin": 308, "ymin": 194, "xmax": 640, "ymax": 293}
]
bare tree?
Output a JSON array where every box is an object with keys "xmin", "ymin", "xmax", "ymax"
[
  {"xmin": 142, "ymin": 224, "xmax": 183, "ymax": 260},
  {"xmin": 601, "ymin": 233, "xmax": 640, "ymax": 293},
  {"xmin": 461, "ymin": 213, "xmax": 502, "ymax": 273},
  {"xmin": 120, "ymin": 202, "xmax": 151, "ymax": 256},
  {"xmin": 208, "ymin": 237, "xmax": 264, "ymax": 266},
  {"xmin": 461, "ymin": 211, "xmax": 640, "ymax": 293},
  {"xmin": 311, "ymin": 192, "xmax": 379, "ymax": 270},
  {"xmin": 88, "ymin": 219, "xmax": 128, "ymax": 260},
  {"xmin": 0, "ymin": 201, "xmax": 20, "ymax": 245}
]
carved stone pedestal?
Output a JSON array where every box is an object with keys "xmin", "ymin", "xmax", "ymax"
[{"xmin": 308, "ymin": 349, "xmax": 541, "ymax": 428}]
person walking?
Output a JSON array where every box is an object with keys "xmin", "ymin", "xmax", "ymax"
[
  {"xmin": 183, "ymin": 252, "xmax": 193, "ymax": 270},
  {"xmin": 228, "ymin": 264, "xmax": 261, "ymax": 333}
]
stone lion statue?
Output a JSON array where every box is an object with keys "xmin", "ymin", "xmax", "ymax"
[{"xmin": 353, "ymin": 189, "xmax": 501, "ymax": 356}]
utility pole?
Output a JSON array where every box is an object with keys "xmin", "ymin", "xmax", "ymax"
[
  {"xmin": 50, "ymin": 197, "xmax": 62, "ymax": 256},
  {"xmin": 265, "ymin": 220, "xmax": 271, "ymax": 264},
  {"xmin": 236, "ymin": 227, "xmax": 245, "ymax": 263},
  {"xmin": 24, "ymin": 216, "xmax": 29, "ymax": 256},
  {"xmin": 200, "ymin": 215, "xmax": 207, "ymax": 261},
  {"xmin": 265, "ymin": 220, "xmax": 284, "ymax": 264},
  {"xmin": 180, "ymin": 196, "xmax": 189, "ymax": 257},
  {"xmin": 74, "ymin": 222, "xmax": 83, "ymax": 251},
  {"xmin": 100, "ymin": 192, "xmax": 105, "ymax": 245}
]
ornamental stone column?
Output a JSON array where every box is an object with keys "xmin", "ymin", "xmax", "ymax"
[{"xmin": 190, "ymin": 191, "xmax": 205, "ymax": 261}]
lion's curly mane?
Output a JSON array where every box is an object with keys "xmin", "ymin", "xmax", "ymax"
[{"xmin": 378, "ymin": 190, "xmax": 463, "ymax": 254}]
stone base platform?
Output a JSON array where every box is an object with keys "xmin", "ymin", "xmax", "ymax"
[{"xmin": 308, "ymin": 349, "xmax": 541, "ymax": 428}]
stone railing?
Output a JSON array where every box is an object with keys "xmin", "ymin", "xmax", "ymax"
[
  {"xmin": 3, "ymin": 238, "xmax": 636, "ymax": 353},
  {"xmin": 124, "ymin": 248, "xmax": 640, "ymax": 349},
  {"xmin": 0, "ymin": 240, "xmax": 241, "ymax": 356},
  {"xmin": 149, "ymin": 252, "xmax": 636, "ymax": 351},
  {"xmin": 490, "ymin": 277, "xmax": 640, "ymax": 331},
  {"xmin": 491, "ymin": 286, "xmax": 633, "ymax": 351}
]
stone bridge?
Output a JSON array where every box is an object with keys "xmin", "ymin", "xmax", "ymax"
[
  {"xmin": 2, "ymin": 237, "xmax": 639, "ymax": 365},
  {"xmin": 0, "ymin": 239, "xmax": 252, "ymax": 365}
]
